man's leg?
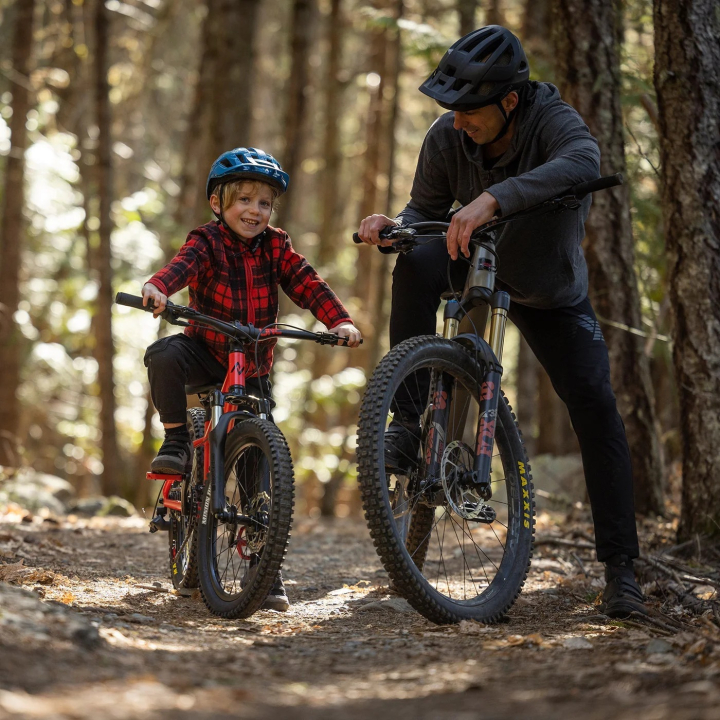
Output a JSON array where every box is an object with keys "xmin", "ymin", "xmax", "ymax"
[{"xmin": 509, "ymin": 298, "xmax": 645, "ymax": 616}]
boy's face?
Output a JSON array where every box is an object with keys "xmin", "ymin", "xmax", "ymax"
[{"xmin": 210, "ymin": 182, "xmax": 274, "ymax": 240}]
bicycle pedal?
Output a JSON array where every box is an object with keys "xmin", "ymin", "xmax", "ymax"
[{"xmin": 146, "ymin": 471, "xmax": 184, "ymax": 482}]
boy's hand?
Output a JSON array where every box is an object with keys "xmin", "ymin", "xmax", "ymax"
[
  {"xmin": 330, "ymin": 322, "xmax": 362, "ymax": 348},
  {"xmin": 142, "ymin": 282, "xmax": 168, "ymax": 318}
]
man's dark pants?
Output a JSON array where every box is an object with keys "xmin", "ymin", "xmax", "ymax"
[{"xmin": 389, "ymin": 236, "xmax": 640, "ymax": 563}]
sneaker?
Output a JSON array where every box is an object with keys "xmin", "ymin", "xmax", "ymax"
[
  {"xmin": 150, "ymin": 435, "xmax": 192, "ymax": 475},
  {"xmin": 261, "ymin": 571, "xmax": 290, "ymax": 612},
  {"xmin": 385, "ymin": 421, "xmax": 421, "ymax": 473},
  {"xmin": 599, "ymin": 555, "xmax": 647, "ymax": 618}
]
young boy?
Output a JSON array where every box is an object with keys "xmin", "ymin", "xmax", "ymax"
[{"xmin": 141, "ymin": 147, "xmax": 361, "ymax": 610}]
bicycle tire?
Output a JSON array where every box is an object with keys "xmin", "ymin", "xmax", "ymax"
[
  {"xmin": 168, "ymin": 407, "xmax": 204, "ymax": 592},
  {"xmin": 197, "ymin": 418, "xmax": 294, "ymax": 618},
  {"xmin": 358, "ymin": 335, "xmax": 535, "ymax": 624}
]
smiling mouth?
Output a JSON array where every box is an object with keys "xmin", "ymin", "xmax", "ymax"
[{"xmin": 242, "ymin": 219, "xmax": 260, "ymax": 227}]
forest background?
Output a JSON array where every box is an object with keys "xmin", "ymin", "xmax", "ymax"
[{"xmin": 0, "ymin": 0, "xmax": 718, "ymax": 541}]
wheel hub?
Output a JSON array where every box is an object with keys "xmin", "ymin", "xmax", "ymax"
[{"xmin": 440, "ymin": 441, "xmax": 496, "ymax": 522}]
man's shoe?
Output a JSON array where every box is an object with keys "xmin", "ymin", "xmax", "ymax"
[
  {"xmin": 384, "ymin": 421, "xmax": 421, "ymax": 474},
  {"xmin": 599, "ymin": 555, "xmax": 647, "ymax": 618},
  {"xmin": 150, "ymin": 435, "xmax": 192, "ymax": 475},
  {"xmin": 261, "ymin": 571, "xmax": 290, "ymax": 612}
]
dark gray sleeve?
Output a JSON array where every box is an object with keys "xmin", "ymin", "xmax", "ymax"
[
  {"xmin": 488, "ymin": 103, "xmax": 601, "ymax": 215},
  {"xmin": 396, "ymin": 127, "xmax": 456, "ymax": 226}
]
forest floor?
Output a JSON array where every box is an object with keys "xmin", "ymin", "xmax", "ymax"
[{"xmin": 1, "ymin": 504, "xmax": 719, "ymax": 720}]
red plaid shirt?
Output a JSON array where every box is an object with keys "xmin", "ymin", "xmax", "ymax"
[{"xmin": 147, "ymin": 221, "xmax": 352, "ymax": 376}]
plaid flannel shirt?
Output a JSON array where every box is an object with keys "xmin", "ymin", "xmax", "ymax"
[{"xmin": 146, "ymin": 221, "xmax": 352, "ymax": 377}]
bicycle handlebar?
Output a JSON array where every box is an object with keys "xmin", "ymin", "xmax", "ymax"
[
  {"xmin": 352, "ymin": 173, "xmax": 624, "ymax": 247},
  {"xmin": 114, "ymin": 293, "xmax": 360, "ymax": 347}
]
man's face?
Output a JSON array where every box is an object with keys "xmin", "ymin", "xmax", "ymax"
[
  {"xmin": 453, "ymin": 105, "xmax": 504, "ymax": 144},
  {"xmin": 452, "ymin": 92, "xmax": 518, "ymax": 145}
]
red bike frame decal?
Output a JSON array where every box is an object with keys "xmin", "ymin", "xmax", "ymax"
[
  {"xmin": 222, "ymin": 350, "xmax": 246, "ymax": 393},
  {"xmin": 476, "ymin": 413, "xmax": 496, "ymax": 458}
]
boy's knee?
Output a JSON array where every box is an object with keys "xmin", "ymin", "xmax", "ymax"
[{"xmin": 144, "ymin": 337, "xmax": 187, "ymax": 375}]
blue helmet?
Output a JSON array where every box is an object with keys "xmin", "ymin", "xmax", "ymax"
[{"xmin": 206, "ymin": 147, "xmax": 289, "ymax": 199}]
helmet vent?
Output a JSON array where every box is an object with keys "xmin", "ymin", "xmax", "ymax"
[
  {"xmin": 495, "ymin": 50, "xmax": 512, "ymax": 67},
  {"xmin": 473, "ymin": 37, "xmax": 503, "ymax": 63},
  {"xmin": 220, "ymin": 158, "xmax": 233, "ymax": 168},
  {"xmin": 452, "ymin": 78, "xmax": 469, "ymax": 92}
]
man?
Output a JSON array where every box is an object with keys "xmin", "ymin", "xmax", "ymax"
[{"xmin": 357, "ymin": 25, "xmax": 646, "ymax": 618}]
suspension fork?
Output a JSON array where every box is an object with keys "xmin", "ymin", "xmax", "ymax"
[{"xmin": 442, "ymin": 291, "xmax": 510, "ymax": 499}]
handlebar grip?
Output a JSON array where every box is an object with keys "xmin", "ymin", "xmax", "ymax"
[
  {"xmin": 571, "ymin": 173, "xmax": 623, "ymax": 199},
  {"xmin": 353, "ymin": 232, "xmax": 362, "ymax": 244},
  {"xmin": 115, "ymin": 292, "xmax": 153, "ymax": 311}
]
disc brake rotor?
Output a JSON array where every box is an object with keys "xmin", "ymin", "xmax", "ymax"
[
  {"xmin": 244, "ymin": 491, "xmax": 270, "ymax": 553},
  {"xmin": 440, "ymin": 441, "xmax": 489, "ymax": 521}
]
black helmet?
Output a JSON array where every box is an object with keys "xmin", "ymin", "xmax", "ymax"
[{"xmin": 419, "ymin": 26, "xmax": 529, "ymax": 111}]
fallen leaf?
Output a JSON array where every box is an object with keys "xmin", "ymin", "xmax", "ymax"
[{"xmin": 61, "ymin": 591, "xmax": 75, "ymax": 604}]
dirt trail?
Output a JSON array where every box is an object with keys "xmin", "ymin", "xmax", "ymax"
[{"xmin": 0, "ymin": 511, "xmax": 719, "ymax": 720}]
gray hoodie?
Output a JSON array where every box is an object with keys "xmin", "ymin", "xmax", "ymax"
[{"xmin": 396, "ymin": 82, "xmax": 601, "ymax": 309}]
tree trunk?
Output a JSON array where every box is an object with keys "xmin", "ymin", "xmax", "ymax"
[
  {"xmin": 93, "ymin": 0, "xmax": 121, "ymax": 496},
  {"xmin": 457, "ymin": 0, "xmax": 478, "ymax": 35},
  {"xmin": 536, "ymin": 366, "xmax": 578, "ymax": 455},
  {"xmin": 485, "ymin": 0, "xmax": 505, "ymax": 26},
  {"xmin": 552, "ymin": 0, "xmax": 665, "ymax": 515},
  {"xmin": 275, "ymin": 0, "xmax": 317, "ymax": 234},
  {"xmin": 317, "ymin": 0, "xmax": 344, "ymax": 269},
  {"xmin": 653, "ymin": 0, "xmax": 720, "ymax": 539},
  {"xmin": 0, "ymin": 0, "xmax": 35, "ymax": 468},
  {"xmin": 174, "ymin": 4, "xmax": 215, "ymax": 233}
]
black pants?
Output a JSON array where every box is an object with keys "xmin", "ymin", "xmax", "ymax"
[
  {"xmin": 390, "ymin": 237, "xmax": 639, "ymax": 562},
  {"xmin": 144, "ymin": 334, "xmax": 272, "ymax": 425}
]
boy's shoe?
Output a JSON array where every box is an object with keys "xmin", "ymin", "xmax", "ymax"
[
  {"xmin": 150, "ymin": 436, "xmax": 192, "ymax": 475},
  {"xmin": 384, "ymin": 421, "xmax": 421, "ymax": 474},
  {"xmin": 599, "ymin": 555, "xmax": 647, "ymax": 618},
  {"xmin": 261, "ymin": 571, "xmax": 290, "ymax": 612}
]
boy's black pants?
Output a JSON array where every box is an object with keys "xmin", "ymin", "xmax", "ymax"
[
  {"xmin": 144, "ymin": 334, "xmax": 272, "ymax": 425},
  {"xmin": 390, "ymin": 237, "xmax": 640, "ymax": 563}
]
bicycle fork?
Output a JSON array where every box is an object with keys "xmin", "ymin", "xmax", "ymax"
[{"xmin": 438, "ymin": 243, "xmax": 510, "ymax": 499}]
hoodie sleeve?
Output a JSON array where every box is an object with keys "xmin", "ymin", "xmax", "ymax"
[
  {"xmin": 486, "ymin": 102, "xmax": 601, "ymax": 216},
  {"xmin": 146, "ymin": 229, "xmax": 212, "ymax": 296},
  {"xmin": 396, "ymin": 120, "xmax": 457, "ymax": 225}
]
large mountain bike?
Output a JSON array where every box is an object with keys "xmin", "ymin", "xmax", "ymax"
[
  {"xmin": 354, "ymin": 174, "xmax": 623, "ymax": 624},
  {"xmin": 115, "ymin": 293, "xmax": 355, "ymax": 618}
]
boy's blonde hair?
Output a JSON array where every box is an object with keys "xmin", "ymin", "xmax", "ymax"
[{"xmin": 212, "ymin": 179, "xmax": 280, "ymax": 212}]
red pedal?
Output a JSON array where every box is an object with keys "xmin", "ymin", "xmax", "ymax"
[{"xmin": 146, "ymin": 472, "xmax": 183, "ymax": 481}]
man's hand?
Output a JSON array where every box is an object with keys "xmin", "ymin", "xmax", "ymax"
[
  {"xmin": 142, "ymin": 282, "xmax": 168, "ymax": 318},
  {"xmin": 446, "ymin": 192, "xmax": 500, "ymax": 260},
  {"xmin": 329, "ymin": 322, "xmax": 363, "ymax": 348},
  {"xmin": 357, "ymin": 214, "xmax": 399, "ymax": 246}
]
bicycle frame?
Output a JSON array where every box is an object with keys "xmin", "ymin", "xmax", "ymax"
[{"xmin": 112, "ymin": 291, "xmax": 356, "ymax": 525}]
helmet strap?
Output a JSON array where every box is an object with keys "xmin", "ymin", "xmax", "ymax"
[{"xmin": 487, "ymin": 95, "xmax": 519, "ymax": 145}]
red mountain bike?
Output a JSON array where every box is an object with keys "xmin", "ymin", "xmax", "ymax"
[
  {"xmin": 353, "ymin": 174, "xmax": 623, "ymax": 625},
  {"xmin": 115, "ymin": 293, "xmax": 355, "ymax": 618}
]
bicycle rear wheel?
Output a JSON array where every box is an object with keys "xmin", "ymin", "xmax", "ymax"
[
  {"xmin": 197, "ymin": 418, "xmax": 294, "ymax": 618},
  {"xmin": 168, "ymin": 407, "xmax": 205, "ymax": 592},
  {"xmin": 358, "ymin": 335, "xmax": 535, "ymax": 624}
]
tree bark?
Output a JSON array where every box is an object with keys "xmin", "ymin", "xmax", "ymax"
[
  {"xmin": 457, "ymin": 0, "xmax": 478, "ymax": 35},
  {"xmin": 653, "ymin": 0, "xmax": 720, "ymax": 539},
  {"xmin": 552, "ymin": 0, "xmax": 665, "ymax": 515},
  {"xmin": 0, "ymin": 0, "xmax": 35, "ymax": 467},
  {"xmin": 93, "ymin": 0, "xmax": 121, "ymax": 496},
  {"xmin": 317, "ymin": 0, "xmax": 344, "ymax": 269},
  {"xmin": 275, "ymin": 0, "xmax": 317, "ymax": 234}
]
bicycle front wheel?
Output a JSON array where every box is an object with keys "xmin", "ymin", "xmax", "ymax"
[
  {"xmin": 197, "ymin": 418, "xmax": 294, "ymax": 618},
  {"xmin": 357, "ymin": 336, "xmax": 535, "ymax": 624}
]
